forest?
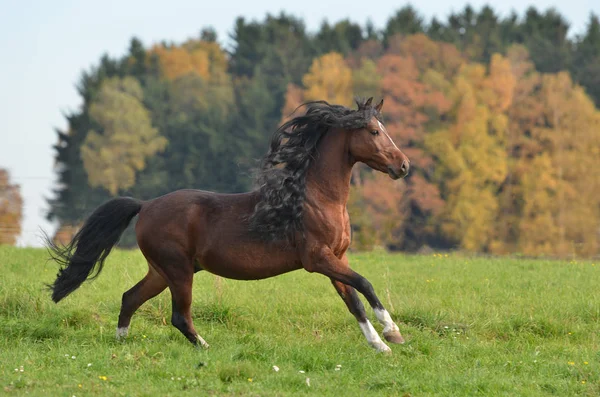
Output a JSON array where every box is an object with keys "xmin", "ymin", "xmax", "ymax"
[{"xmin": 32, "ymin": 5, "xmax": 600, "ymax": 257}]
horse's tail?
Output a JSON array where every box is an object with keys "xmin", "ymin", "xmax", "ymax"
[{"xmin": 46, "ymin": 197, "xmax": 143, "ymax": 303}]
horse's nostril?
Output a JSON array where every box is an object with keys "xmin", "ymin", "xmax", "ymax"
[{"xmin": 401, "ymin": 160, "xmax": 410, "ymax": 174}]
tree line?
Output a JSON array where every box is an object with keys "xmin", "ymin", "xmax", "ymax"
[{"xmin": 45, "ymin": 6, "xmax": 600, "ymax": 257}]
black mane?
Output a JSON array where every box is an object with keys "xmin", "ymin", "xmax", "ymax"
[{"xmin": 248, "ymin": 98, "xmax": 382, "ymax": 243}]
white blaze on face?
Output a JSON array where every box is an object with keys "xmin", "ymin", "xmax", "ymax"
[
  {"xmin": 376, "ymin": 119, "xmax": 399, "ymax": 149},
  {"xmin": 358, "ymin": 320, "xmax": 391, "ymax": 353}
]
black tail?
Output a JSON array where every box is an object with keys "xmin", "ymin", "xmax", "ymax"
[{"xmin": 46, "ymin": 197, "xmax": 143, "ymax": 303}]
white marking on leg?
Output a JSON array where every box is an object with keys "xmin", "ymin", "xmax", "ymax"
[
  {"xmin": 358, "ymin": 320, "xmax": 391, "ymax": 353},
  {"xmin": 196, "ymin": 334, "xmax": 210, "ymax": 349},
  {"xmin": 374, "ymin": 308, "xmax": 399, "ymax": 334},
  {"xmin": 115, "ymin": 326, "xmax": 129, "ymax": 340}
]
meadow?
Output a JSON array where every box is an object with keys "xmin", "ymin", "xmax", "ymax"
[{"xmin": 0, "ymin": 246, "xmax": 598, "ymax": 396}]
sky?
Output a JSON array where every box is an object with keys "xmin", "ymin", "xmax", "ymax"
[{"xmin": 0, "ymin": 0, "xmax": 598, "ymax": 247}]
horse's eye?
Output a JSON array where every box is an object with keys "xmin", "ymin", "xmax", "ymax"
[{"xmin": 370, "ymin": 130, "xmax": 379, "ymax": 136}]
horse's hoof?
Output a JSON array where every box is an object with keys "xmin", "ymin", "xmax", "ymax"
[{"xmin": 383, "ymin": 330, "xmax": 405, "ymax": 344}]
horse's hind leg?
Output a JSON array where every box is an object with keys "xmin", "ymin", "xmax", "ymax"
[
  {"xmin": 141, "ymin": 243, "xmax": 209, "ymax": 348},
  {"xmin": 117, "ymin": 265, "xmax": 167, "ymax": 339},
  {"xmin": 168, "ymin": 276, "xmax": 209, "ymax": 348}
]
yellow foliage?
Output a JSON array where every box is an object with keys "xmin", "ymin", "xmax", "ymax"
[
  {"xmin": 81, "ymin": 77, "xmax": 167, "ymax": 195},
  {"xmin": 426, "ymin": 56, "xmax": 512, "ymax": 251},
  {"xmin": 150, "ymin": 39, "xmax": 228, "ymax": 83},
  {"xmin": 303, "ymin": 52, "xmax": 353, "ymax": 106},
  {"xmin": 516, "ymin": 72, "xmax": 600, "ymax": 257}
]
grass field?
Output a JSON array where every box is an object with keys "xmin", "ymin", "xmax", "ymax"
[{"xmin": 0, "ymin": 246, "xmax": 599, "ymax": 396}]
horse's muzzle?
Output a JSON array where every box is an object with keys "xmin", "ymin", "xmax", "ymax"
[{"xmin": 387, "ymin": 160, "xmax": 409, "ymax": 179}]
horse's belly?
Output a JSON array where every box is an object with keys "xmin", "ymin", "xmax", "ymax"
[{"xmin": 197, "ymin": 243, "xmax": 302, "ymax": 280}]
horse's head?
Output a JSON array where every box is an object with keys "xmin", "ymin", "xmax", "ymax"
[{"xmin": 348, "ymin": 98, "xmax": 410, "ymax": 180}]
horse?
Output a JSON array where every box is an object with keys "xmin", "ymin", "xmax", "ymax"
[{"xmin": 46, "ymin": 97, "xmax": 410, "ymax": 353}]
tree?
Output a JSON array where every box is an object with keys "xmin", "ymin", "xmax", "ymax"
[
  {"xmin": 425, "ymin": 55, "xmax": 514, "ymax": 251},
  {"xmin": 348, "ymin": 173, "xmax": 409, "ymax": 250},
  {"xmin": 81, "ymin": 77, "xmax": 167, "ymax": 195},
  {"xmin": 521, "ymin": 7, "xmax": 572, "ymax": 73},
  {"xmin": 150, "ymin": 43, "xmax": 210, "ymax": 81},
  {"xmin": 490, "ymin": 45, "xmax": 542, "ymax": 254},
  {"xmin": 351, "ymin": 58, "xmax": 382, "ymax": 101},
  {"xmin": 315, "ymin": 20, "xmax": 364, "ymax": 55},
  {"xmin": 229, "ymin": 13, "xmax": 316, "ymax": 172},
  {"xmin": 518, "ymin": 72, "xmax": 600, "ymax": 256},
  {"xmin": 0, "ymin": 169, "xmax": 23, "ymax": 245},
  {"xmin": 303, "ymin": 52, "xmax": 353, "ymax": 106},
  {"xmin": 572, "ymin": 14, "xmax": 600, "ymax": 106},
  {"xmin": 373, "ymin": 34, "xmax": 457, "ymax": 250},
  {"xmin": 384, "ymin": 6, "xmax": 424, "ymax": 46}
]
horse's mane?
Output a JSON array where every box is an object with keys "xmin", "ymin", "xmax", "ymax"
[{"xmin": 249, "ymin": 98, "xmax": 382, "ymax": 243}]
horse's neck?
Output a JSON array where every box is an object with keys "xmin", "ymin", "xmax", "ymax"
[{"xmin": 305, "ymin": 129, "xmax": 353, "ymax": 205}]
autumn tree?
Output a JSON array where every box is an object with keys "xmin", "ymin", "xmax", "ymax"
[
  {"xmin": 348, "ymin": 172, "xmax": 410, "ymax": 250},
  {"xmin": 490, "ymin": 45, "xmax": 543, "ymax": 254},
  {"xmin": 81, "ymin": 77, "xmax": 167, "ymax": 195},
  {"xmin": 280, "ymin": 52, "xmax": 353, "ymax": 125},
  {"xmin": 303, "ymin": 52, "xmax": 353, "ymax": 106},
  {"xmin": 0, "ymin": 169, "xmax": 23, "ymax": 245},
  {"xmin": 375, "ymin": 34, "xmax": 457, "ymax": 249},
  {"xmin": 518, "ymin": 72, "xmax": 600, "ymax": 256},
  {"xmin": 426, "ymin": 54, "xmax": 514, "ymax": 251}
]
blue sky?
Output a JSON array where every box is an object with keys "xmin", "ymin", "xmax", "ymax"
[{"xmin": 0, "ymin": 0, "xmax": 597, "ymax": 246}]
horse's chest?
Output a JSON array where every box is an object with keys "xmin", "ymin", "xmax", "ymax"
[
  {"xmin": 327, "ymin": 210, "xmax": 351, "ymax": 255},
  {"xmin": 305, "ymin": 202, "xmax": 351, "ymax": 255},
  {"xmin": 335, "ymin": 223, "xmax": 351, "ymax": 255}
]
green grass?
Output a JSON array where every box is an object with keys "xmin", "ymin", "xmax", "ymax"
[{"xmin": 1, "ymin": 246, "xmax": 599, "ymax": 396}]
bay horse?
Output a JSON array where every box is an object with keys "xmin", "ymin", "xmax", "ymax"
[{"xmin": 47, "ymin": 97, "xmax": 410, "ymax": 353}]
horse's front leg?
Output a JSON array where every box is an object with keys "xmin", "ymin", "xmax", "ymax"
[
  {"xmin": 330, "ymin": 279, "xmax": 390, "ymax": 353},
  {"xmin": 337, "ymin": 254, "xmax": 404, "ymax": 345},
  {"xmin": 304, "ymin": 248, "xmax": 403, "ymax": 352}
]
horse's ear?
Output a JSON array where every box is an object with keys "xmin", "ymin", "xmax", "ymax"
[
  {"xmin": 375, "ymin": 98, "xmax": 384, "ymax": 112},
  {"xmin": 365, "ymin": 97, "xmax": 373, "ymax": 108},
  {"xmin": 355, "ymin": 98, "xmax": 362, "ymax": 109}
]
